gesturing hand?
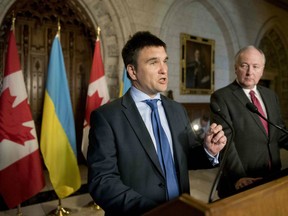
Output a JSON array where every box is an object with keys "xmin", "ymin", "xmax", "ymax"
[{"xmin": 204, "ymin": 123, "xmax": 227, "ymax": 156}]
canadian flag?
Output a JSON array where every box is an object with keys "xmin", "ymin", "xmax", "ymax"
[
  {"xmin": 0, "ymin": 30, "xmax": 45, "ymax": 208},
  {"xmin": 81, "ymin": 35, "xmax": 110, "ymax": 159}
]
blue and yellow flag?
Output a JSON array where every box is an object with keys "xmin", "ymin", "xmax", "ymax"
[
  {"xmin": 118, "ymin": 67, "xmax": 131, "ymax": 97},
  {"xmin": 40, "ymin": 33, "xmax": 81, "ymax": 199}
]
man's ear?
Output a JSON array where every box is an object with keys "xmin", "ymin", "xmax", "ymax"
[
  {"xmin": 234, "ymin": 64, "xmax": 237, "ymax": 73},
  {"xmin": 127, "ymin": 64, "xmax": 137, "ymax": 80}
]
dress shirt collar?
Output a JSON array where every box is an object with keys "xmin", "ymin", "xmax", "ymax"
[
  {"xmin": 130, "ymin": 86, "xmax": 161, "ymax": 103},
  {"xmin": 242, "ymin": 85, "xmax": 258, "ymax": 96},
  {"xmin": 235, "ymin": 79, "xmax": 259, "ymax": 96}
]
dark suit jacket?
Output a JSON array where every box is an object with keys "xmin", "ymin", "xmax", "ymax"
[
  {"xmin": 211, "ymin": 80, "xmax": 287, "ymax": 198},
  {"xmin": 87, "ymin": 90, "xmax": 213, "ymax": 215}
]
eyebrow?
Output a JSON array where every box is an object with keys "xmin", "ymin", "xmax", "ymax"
[
  {"xmin": 145, "ymin": 56, "xmax": 168, "ymax": 63},
  {"xmin": 145, "ymin": 57, "xmax": 158, "ymax": 63},
  {"xmin": 240, "ymin": 63, "xmax": 262, "ymax": 66}
]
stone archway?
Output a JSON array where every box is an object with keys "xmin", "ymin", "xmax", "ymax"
[
  {"xmin": 256, "ymin": 17, "xmax": 288, "ymax": 124},
  {"xmin": 78, "ymin": 0, "xmax": 135, "ymax": 97},
  {"xmin": 159, "ymin": 0, "xmax": 239, "ymax": 100},
  {"xmin": 259, "ymin": 29, "xmax": 288, "ymax": 124},
  {"xmin": 0, "ymin": 0, "xmax": 132, "ymax": 162},
  {"xmin": 0, "ymin": 0, "xmax": 97, "ymax": 162}
]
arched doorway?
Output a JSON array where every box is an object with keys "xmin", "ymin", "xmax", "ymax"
[
  {"xmin": 259, "ymin": 28, "xmax": 288, "ymax": 125},
  {"xmin": 0, "ymin": 0, "xmax": 96, "ymax": 163}
]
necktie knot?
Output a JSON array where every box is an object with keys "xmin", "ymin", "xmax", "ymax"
[
  {"xmin": 145, "ymin": 99, "xmax": 159, "ymax": 111},
  {"xmin": 249, "ymin": 90, "xmax": 256, "ymax": 97},
  {"xmin": 249, "ymin": 89, "xmax": 268, "ymax": 135}
]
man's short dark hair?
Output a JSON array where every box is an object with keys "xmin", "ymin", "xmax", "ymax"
[{"xmin": 121, "ymin": 31, "xmax": 166, "ymax": 69}]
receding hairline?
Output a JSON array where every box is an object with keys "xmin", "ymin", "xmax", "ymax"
[{"xmin": 234, "ymin": 45, "xmax": 266, "ymax": 64}]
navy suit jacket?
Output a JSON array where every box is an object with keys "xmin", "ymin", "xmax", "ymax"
[
  {"xmin": 87, "ymin": 90, "xmax": 213, "ymax": 215},
  {"xmin": 211, "ymin": 80, "xmax": 288, "ymax": 197}
]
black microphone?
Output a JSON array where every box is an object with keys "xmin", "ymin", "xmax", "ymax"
[
  {"xmin": 246, "ymin": 102, "xmax": 288, "ymax": 135},
  {"xmin": 208, "ymin": 102, "xmax": 235, "ymax": 203}
]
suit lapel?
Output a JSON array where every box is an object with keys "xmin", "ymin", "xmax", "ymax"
[
  {"xmin": 231, "ymin": 81, "xmax": 249, "ymax": 107},
  {"xmin": 258, "ymin": 86, "xmax": 275, "ymax": 136},
  {"xmin": 121, "ymin": 91, "xmax": 164, "ymax": 177},
  {"xmin": 231, "ymin": 81, "xmax": 267, "ymax": 136}
]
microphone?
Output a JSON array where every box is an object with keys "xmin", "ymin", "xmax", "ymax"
[
  {"xmin": 210, "ymin": 102, "xmax": 227, "ymax": 120},
  {"xmin": 246, "ymin": 102, "xmax": 288, "ymax": 135},
  {"xmin": 208, "ymin": 102, "xmax": 234, "ymax": 203}
]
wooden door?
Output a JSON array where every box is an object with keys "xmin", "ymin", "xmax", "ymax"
[{"xmin": 0, "ymin": 0, "xmax": 95, "ymax": 163}]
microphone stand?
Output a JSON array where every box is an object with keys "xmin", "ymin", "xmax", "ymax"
[
  {"xmin": 246, "ymin": 102, "xmax": 288, "ymax": 135},
  {"xmin": 208, "ymin": 103, "xmax": 234, "ymax": 203},
  {"xmin": 208, "ymin": 102, "xmax": 288, "ymax": 203},
  {"xmin": 260, "ymin": 114, "xmax": 288, "ymax": 134}
]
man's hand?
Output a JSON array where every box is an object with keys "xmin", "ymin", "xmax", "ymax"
[
  {"xmin": 235, "ymin": 177, "xmax": 263, "ymax": 190},
  {"xmin": 204, "ymin": 123, "xmax": 227, "ymax": 156}
]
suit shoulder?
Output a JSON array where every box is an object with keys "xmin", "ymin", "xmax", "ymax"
[
  {"xmin": 212, "ymin": 83, "xmax": 235, "ymax": 96},
  {"xmin": 258, "ymin": 85, "xmax": 278, "ymax": 98},
  {"xmin": 93, "ymin": 97, "xmax": 122, "ymax": 114},
  {"xmin": 161, "ymin": 95, "xmax": 183, "ymax": 107},
  {"xmin": 258, "ymin": 85, "xmax": 275, "ymax": 93}
]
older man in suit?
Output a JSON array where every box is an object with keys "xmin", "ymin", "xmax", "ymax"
[
  {"xmin": 87, "ymin": 31, "xmax": 227, "ymax": 215},
  {"xmin": 211, "ymin": 45, "xmax": 288, "ymax": 198}
]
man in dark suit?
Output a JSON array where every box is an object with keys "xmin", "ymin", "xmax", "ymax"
[
  {"xmin": 87, "ymin": 31, "xmax": 227, "ymax": 215},
  {"xmin": 211, "ymin": 45, "xmax": 288, "ymax": 198}
]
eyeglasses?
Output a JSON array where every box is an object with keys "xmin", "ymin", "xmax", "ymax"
[{"xmin": 238, "ymin": 63, "xmax": 263, "ymax": 71}]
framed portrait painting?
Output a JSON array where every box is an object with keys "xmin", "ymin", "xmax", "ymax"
[{"xmin": 180, "ymin": 33, "xmax": 215, "ymax": 95}]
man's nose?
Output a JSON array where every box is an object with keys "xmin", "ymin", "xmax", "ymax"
[{"xmin": 159, "ymin": 63, "xmax": 168, "ymax": 74}]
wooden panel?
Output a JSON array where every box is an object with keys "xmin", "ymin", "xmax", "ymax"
[
  {"xmin": 265, "ymin": 0, "xmax": 288, "ymax": 10},
  {"xmin": 0, "ymin": 0, "xmax": 97, "ymax": 165},
  {"xmin": 181, "ymin": 103, "xmax": 210, "ymax": 122},
  {"xmin": 145, "ymin": 175, "xmax": 288, "ymax": 216}
]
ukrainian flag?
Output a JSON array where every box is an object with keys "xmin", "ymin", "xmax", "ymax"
[
  {"xmin": 119, "ymin": 67, "xmax": 131, "ymax": 97},
  {"xmin": 40, "ymin": 33, "xmax": 81, "ymax": 199}
]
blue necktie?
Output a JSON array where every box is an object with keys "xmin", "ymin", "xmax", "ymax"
[{"xmin": 145, "ymin": 99, "xmax": 179, "ymax": 200}]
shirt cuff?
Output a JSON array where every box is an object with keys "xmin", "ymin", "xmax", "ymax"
[{"xmin": 204, "ymin": 148, "xmax": 219, "ymax": 166}]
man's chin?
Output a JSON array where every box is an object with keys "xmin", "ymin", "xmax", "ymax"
[
  {"xmin": 158, "ymin": 86, "xmax": 168, "ymax": 93},
  {"xmin": 240, "ymin": 81, "xmax": 255, "ymax": 89}
]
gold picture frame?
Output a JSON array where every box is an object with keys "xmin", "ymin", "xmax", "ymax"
[{"xmin": 180, "ymin": 33, "xmax": 215, "ymax": 95}]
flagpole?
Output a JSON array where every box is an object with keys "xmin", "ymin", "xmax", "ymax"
[
  {"xmin": 48, "ymin": 199, "xmax": 71, "ymax": 216},
  {"xmin": 11, "ymin": 10, "xmax": 16, "ymax": 32},
  {"xmin": 82, "ymin": 26, "xmax": 102, "ymax": 212},
  {"xmin": 1, "ymin": 11, "xmax": 44, "ymax": 214},
  {"xmin": 97, "ymin": 26, "xmax": 100, "ymax": 40},
  {"xmin": 9, "ymin": 16, "xmax": 20, "ymax": 209},
  {"xmin": 57, "ymin": 17, "xmax": 61, "ymax": 40},
  {"xmin": 16, "ymin": 204, "xmax": 23, "ymax": 216},
  {"xmin": 47, "ymin": 20, "xmax": 71, "ymax": 216}
]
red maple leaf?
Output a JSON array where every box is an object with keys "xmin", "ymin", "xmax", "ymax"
[
  {"xmin": 0, "ymin": 88, "xmax": 35, "ymax": 145},
  {"xmin": 84, "ymin": 90, "xmax": 103, "ymax": 127}
]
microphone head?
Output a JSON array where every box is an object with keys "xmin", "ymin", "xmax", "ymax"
[
  {"xmin": 246, "ymin": 102, "xmax": 258, "ymax": 113},
  {"xmin": 210, "ymin": 102, "xmax": 221, "ymax": 114}
]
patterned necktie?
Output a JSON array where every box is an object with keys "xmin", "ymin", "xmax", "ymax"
[
  {"xmin": 145, "ymin": 99, "xmax": 179, "ymax": 200},
  {"xmin": 249, "ymin": 90, "xmax": 268, "ymax": 134}
]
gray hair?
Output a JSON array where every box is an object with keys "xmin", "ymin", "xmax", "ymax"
[{"xmin": 234, "ymin": 45, "xmax": 266, "ymax": 65}]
